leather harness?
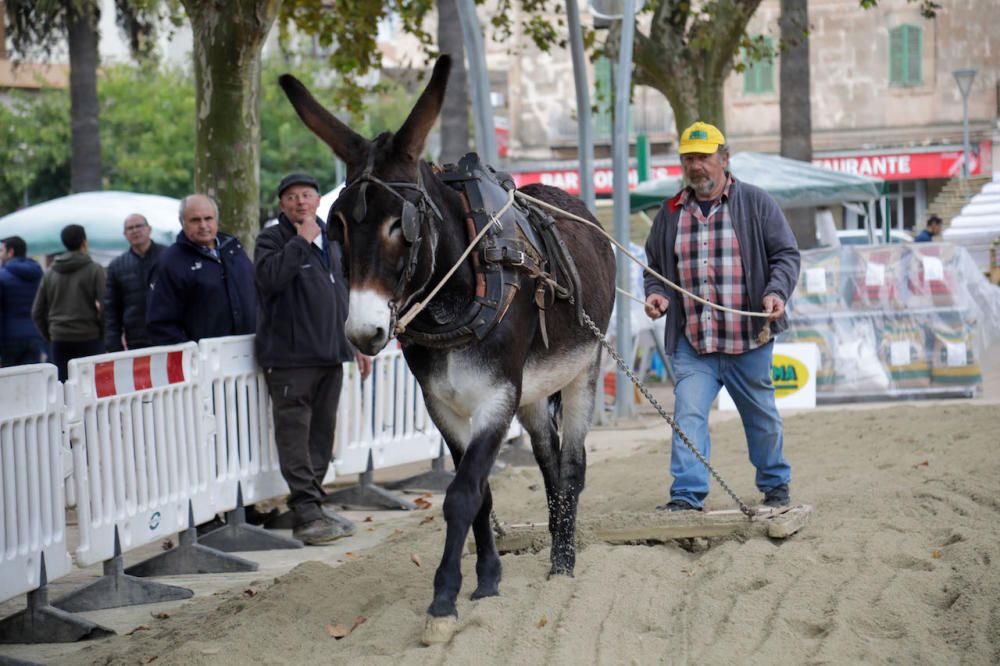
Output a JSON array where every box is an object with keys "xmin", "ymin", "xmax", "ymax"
[{"xmin": 345, "ymin": 152, "xmax": 581, "ymax": 350}]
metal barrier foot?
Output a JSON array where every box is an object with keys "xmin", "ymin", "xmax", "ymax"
[
  {"xmin": 323, "ymin": 453, "xmax": 417, "ymax": 511},
  {"xmin": 0, "ymin": 557, "xmax": 115, "ymax": 644},
  {"xmin": 199, "ymin": 506, "xmax": 303, "ymax": 552},
  {"xmin": 53, "ymin": 531, "xmax": 194, "ymax": 612},
  {"xmin": 383, "ymin": 446, "xmax": 455, "ymax": 493},
  {"xmin": 124, "ymin": 504, "xmax": 258, "ymax": 576}
]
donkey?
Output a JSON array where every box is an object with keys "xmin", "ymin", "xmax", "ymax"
[{"xmin": 279, "ymin": 55, "xmax": 615, "ymax": 645}]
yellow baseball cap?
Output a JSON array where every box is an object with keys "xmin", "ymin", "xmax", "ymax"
[{"xmin": 679, "ymin": 122, "xmax": 726, "ymax": 154}]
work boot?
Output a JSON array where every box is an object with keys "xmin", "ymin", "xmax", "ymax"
[
  {"xmin": 655, "ymin": 499, "xmax": 699, "ymax": 512},
  {"xmin": 293, "ymin": 515, "xmax": 355, "ymax": 545},
  {"xmin": 763, "ymin": 485, "xmax": 790, "ymax": 508}
]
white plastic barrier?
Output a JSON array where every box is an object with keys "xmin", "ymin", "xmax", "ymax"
[
  {"xmin": 333, "ymin": 345, "xmax": 439, "ymax": 479},
  {"xmin": 0, "ymin": 364, "xmax": 72, "ymax": 602},
  {"xmin": 197, "ymin": 335, "xmax": 289, "ymax": 508},
  {"xmin": 65, "ymin": 344, "xmax": 213, "ymax": 567}
]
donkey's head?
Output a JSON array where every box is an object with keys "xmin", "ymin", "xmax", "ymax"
[{"xmin": 279, "ymin": 56, "xmax": 452, "ymax": 355}]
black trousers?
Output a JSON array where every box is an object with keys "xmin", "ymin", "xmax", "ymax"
[
  {"xmin": 51, "ymin": 339, "xmax": 105, "ymax": 382},
  {"xmin": 264, "ymin": 365, "xmax": 344, "ymax": 525},
  {"xmin": 0, "ymin": 338, "xmax": 43, "ymax": 367}
]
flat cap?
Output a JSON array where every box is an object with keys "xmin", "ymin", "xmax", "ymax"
[{"xmin": 277, "ymin": 173, "xmax": 320, "ymax": 199}]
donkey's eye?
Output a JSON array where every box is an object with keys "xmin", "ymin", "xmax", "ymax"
[{"xmin": 388, "ymin": 218, "xmax": 403, "ymax": 238}]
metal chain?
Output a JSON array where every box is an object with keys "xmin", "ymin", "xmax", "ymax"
[{"xmin": 581, "ymin": 312, "xmax": 755, "ymax": 519}]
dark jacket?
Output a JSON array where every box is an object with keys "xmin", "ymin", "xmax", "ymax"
[
  {"xmin": 0, "ymin": 257, "xmax": 44, "ymax": 344},
  {"xmin": 644, "ymin": 177, "xmax": 801, "ymax": 355},
  {"xmin": 146, "ymin": 231, "xmax": 256, "ymax": 344},
  {"xmin": 254, "ymin": 214, "xmax": 353, "ymax": 368},
  {"xmin": 31, "ymin": 251, "xmax": 106, "ymax": 342},
  {"xmin": 104, "ymin": 241, "xmax": 165, "ymax": 351}
]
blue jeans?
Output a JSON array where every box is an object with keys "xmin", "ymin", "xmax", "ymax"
[{"xmin": 669, "ymin": 336, "xmax": 790, "ymax": 508}]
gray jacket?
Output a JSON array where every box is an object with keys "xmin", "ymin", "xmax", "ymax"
[{"xmin": 643, "ymin": 177, "xmax": 801, "ymax": 355}]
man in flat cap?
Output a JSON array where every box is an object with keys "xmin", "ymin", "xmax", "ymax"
[{"xmin": 255, "ymin": 173, "xmax": 372, "ymax": 545}]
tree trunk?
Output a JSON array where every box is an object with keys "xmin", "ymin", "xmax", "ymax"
[
  {"xmin": 182, "ymin": 0, "xmax": 280, "ymax": 249},
  {"xmin": 437, "ymin": 0, "xmax": 469, "ymax": 163},
  {"xmin": 779, "ymin": 0, "xmax": 815, "ymax": 248},
  {"xmin": 66, "ymin": 0, "xmax": 102, "ymax": 192}
]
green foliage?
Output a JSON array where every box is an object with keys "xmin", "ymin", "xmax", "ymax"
[
  {"xmin": 99, "ymin": 63, "xmax": 196, "ymax": 197},
  {"xmin": 0, "ymin": 90, "xmax": 72, "ymax": 213},
  {"xmin": 0, "ymin": 58, "xmax": 418, "ymax": 217},
  {"xmin": 277, "ymin": 0, "xmax": 436, "ymax": 118}
]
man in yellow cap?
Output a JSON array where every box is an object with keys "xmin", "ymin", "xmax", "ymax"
[{"xmin": 642, "ymin": 121, "xmax": 801, "ymax": 512}]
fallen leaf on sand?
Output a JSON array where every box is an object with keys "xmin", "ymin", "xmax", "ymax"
[
  {"xmin": 363, "ymin": 516, "xmax": 374, "ymax": 523},
  {"xmin": 411, "ymin": 553, "xmax": 422, "ymax": 567},
  {"xmin": 414, "ymin": 497, "xmax": 432, "ymax": 510},
  {"xmin": 420, "ymin": 515, "xmax": 435, "ymax": 525},
  {"xmin": 326, "ymin": 623, "xmax": 349, "ymax": 639},
  {"xmin": 126, "ymin": 624, "xmax": 151, "ymax": 635},
  {"xmin": 915, "ymin": 460, "xmax": 929, "ymax": 468},
  {"xmin": 345, "ymin": 552, "xmax": 357, "ymax": 559},
  {"xmin": 160, "ymin": 539, "xmax": 173, "ymax": 551},
  {"xmin": 150, "ymin": 611, "xmax": 171, "ymax": 619},
  {"xmin": 932, "ymin": 549, "xmax": 942, "ymax": 559},
  {"xmin": 243, "ymin": 588, "xmax": 258, "ymax": 598},
  {"xmin": 141, "ymin": 656, "xmax": 159, "ymax": 664},
  {"xmin": 351, "ymin": 616, "xmax": 367, "ymax": 631},
  {"xmin": 366, "ymin": 527, "xmax": 376, "ymax": 532},
  {"xmin": 537, "ymin": 616, "xmax": 548, "ymax": 628}
]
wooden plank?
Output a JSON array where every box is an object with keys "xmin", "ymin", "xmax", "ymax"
[
  {"xmin": 493, "ymin": 512, "xmax": 757, "ymax": 553},
  {"xmin": 765, "ymin": 504, "xmax": 812, "ymax": 539}
]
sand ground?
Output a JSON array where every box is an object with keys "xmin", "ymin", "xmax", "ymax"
[{"xmin": 2, "ymin": 345, "xmax": 998, "ymax": 665}]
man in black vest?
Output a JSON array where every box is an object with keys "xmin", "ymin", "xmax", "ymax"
[
  {"xmin": 255, "ymin": 173, "xmax": 372, "ymax": 545},
  {"xmin": 104, "ymin": 214, "xmax": 164, "ymax": 351}
]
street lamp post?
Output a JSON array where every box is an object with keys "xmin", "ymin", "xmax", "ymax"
[{"xmin": 953, "ymin": 68, "xmax": 977, "ymax": 181}]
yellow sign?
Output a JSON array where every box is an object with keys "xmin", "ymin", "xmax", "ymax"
[{"xmin": 772, "ymin": 354, "xmax": 810, "ymax": 398}]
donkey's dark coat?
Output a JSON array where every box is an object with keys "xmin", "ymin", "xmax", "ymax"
[{"xmin": 280, "ymin": 55, "xmax": 615, "ymax": 643}]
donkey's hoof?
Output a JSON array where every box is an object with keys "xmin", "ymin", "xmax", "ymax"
[
  {"xmin": 470, "ymin": 585, "xmax": 499, "ymax": 600},
  {"xmin": 421, "ymin": 614, "xmax": 458, "ymax": 645},
  {"xmin": 547, "ymin": 566, "xmax": 575, "ymax": 579}
]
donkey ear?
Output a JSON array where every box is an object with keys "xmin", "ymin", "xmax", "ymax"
[
  {"xmin": 393, "ymin": 55, "xmax": 452, "ymax": 164},
  {"xmin": 279, "ymin": 74, "xmax": 369, "ymax": 169}
]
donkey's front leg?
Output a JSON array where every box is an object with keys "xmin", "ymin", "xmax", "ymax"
[{"xmin": 422, "ymin": 399, "xmax": 514, "ymax": 645}]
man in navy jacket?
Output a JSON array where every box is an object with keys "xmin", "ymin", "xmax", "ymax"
[
  {"xmin": 0, "ymin": 236, "xmax": 45, "ymax": 366},
  {"xmin": 147, "ymin": 194, "xmax": 256, "ymax": 345}
]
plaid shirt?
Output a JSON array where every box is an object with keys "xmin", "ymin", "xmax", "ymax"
[{"xmin": 674, "ymin": 175, "xmax": 757, "ymax": 354}]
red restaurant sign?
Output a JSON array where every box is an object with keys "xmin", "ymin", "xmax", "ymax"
[{"xmin": 812, "ymin": 141, "xmax": 989, "ymax": 181}]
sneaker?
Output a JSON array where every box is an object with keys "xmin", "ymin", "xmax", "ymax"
[
  {"xmin": 293, "ymin": 516, "xmax": 354, "ymax": 545},
  {"xmin": 655, "ymin": 499, "xmax": 699, "ymax": 512},
  {"xmin": 763, "ymin": 485, "xmax": 790, "ymax": 508}
]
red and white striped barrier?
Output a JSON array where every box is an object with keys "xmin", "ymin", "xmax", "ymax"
[
  {"xmin": 64, "ymin": 344, "xmax": 213, "ymax": 567},
  {"xmin": 0, "ymin": 364, "xmax": 72, "ymax": 603}
]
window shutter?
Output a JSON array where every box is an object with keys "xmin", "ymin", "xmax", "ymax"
[
  {"xmin": 889, "ymin": 26, "xmax": 905, "ymax": 85},
  {"xmin": 743, "ymin": 37, "xmax": 774, "ymax": 95},
  {"xmin": 890, "ymin": 25, "xmax": 922, "ymax": 86},
  {"xmin": 906, "ymin": 26, "xmax": 922, "ymax": 85}
]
